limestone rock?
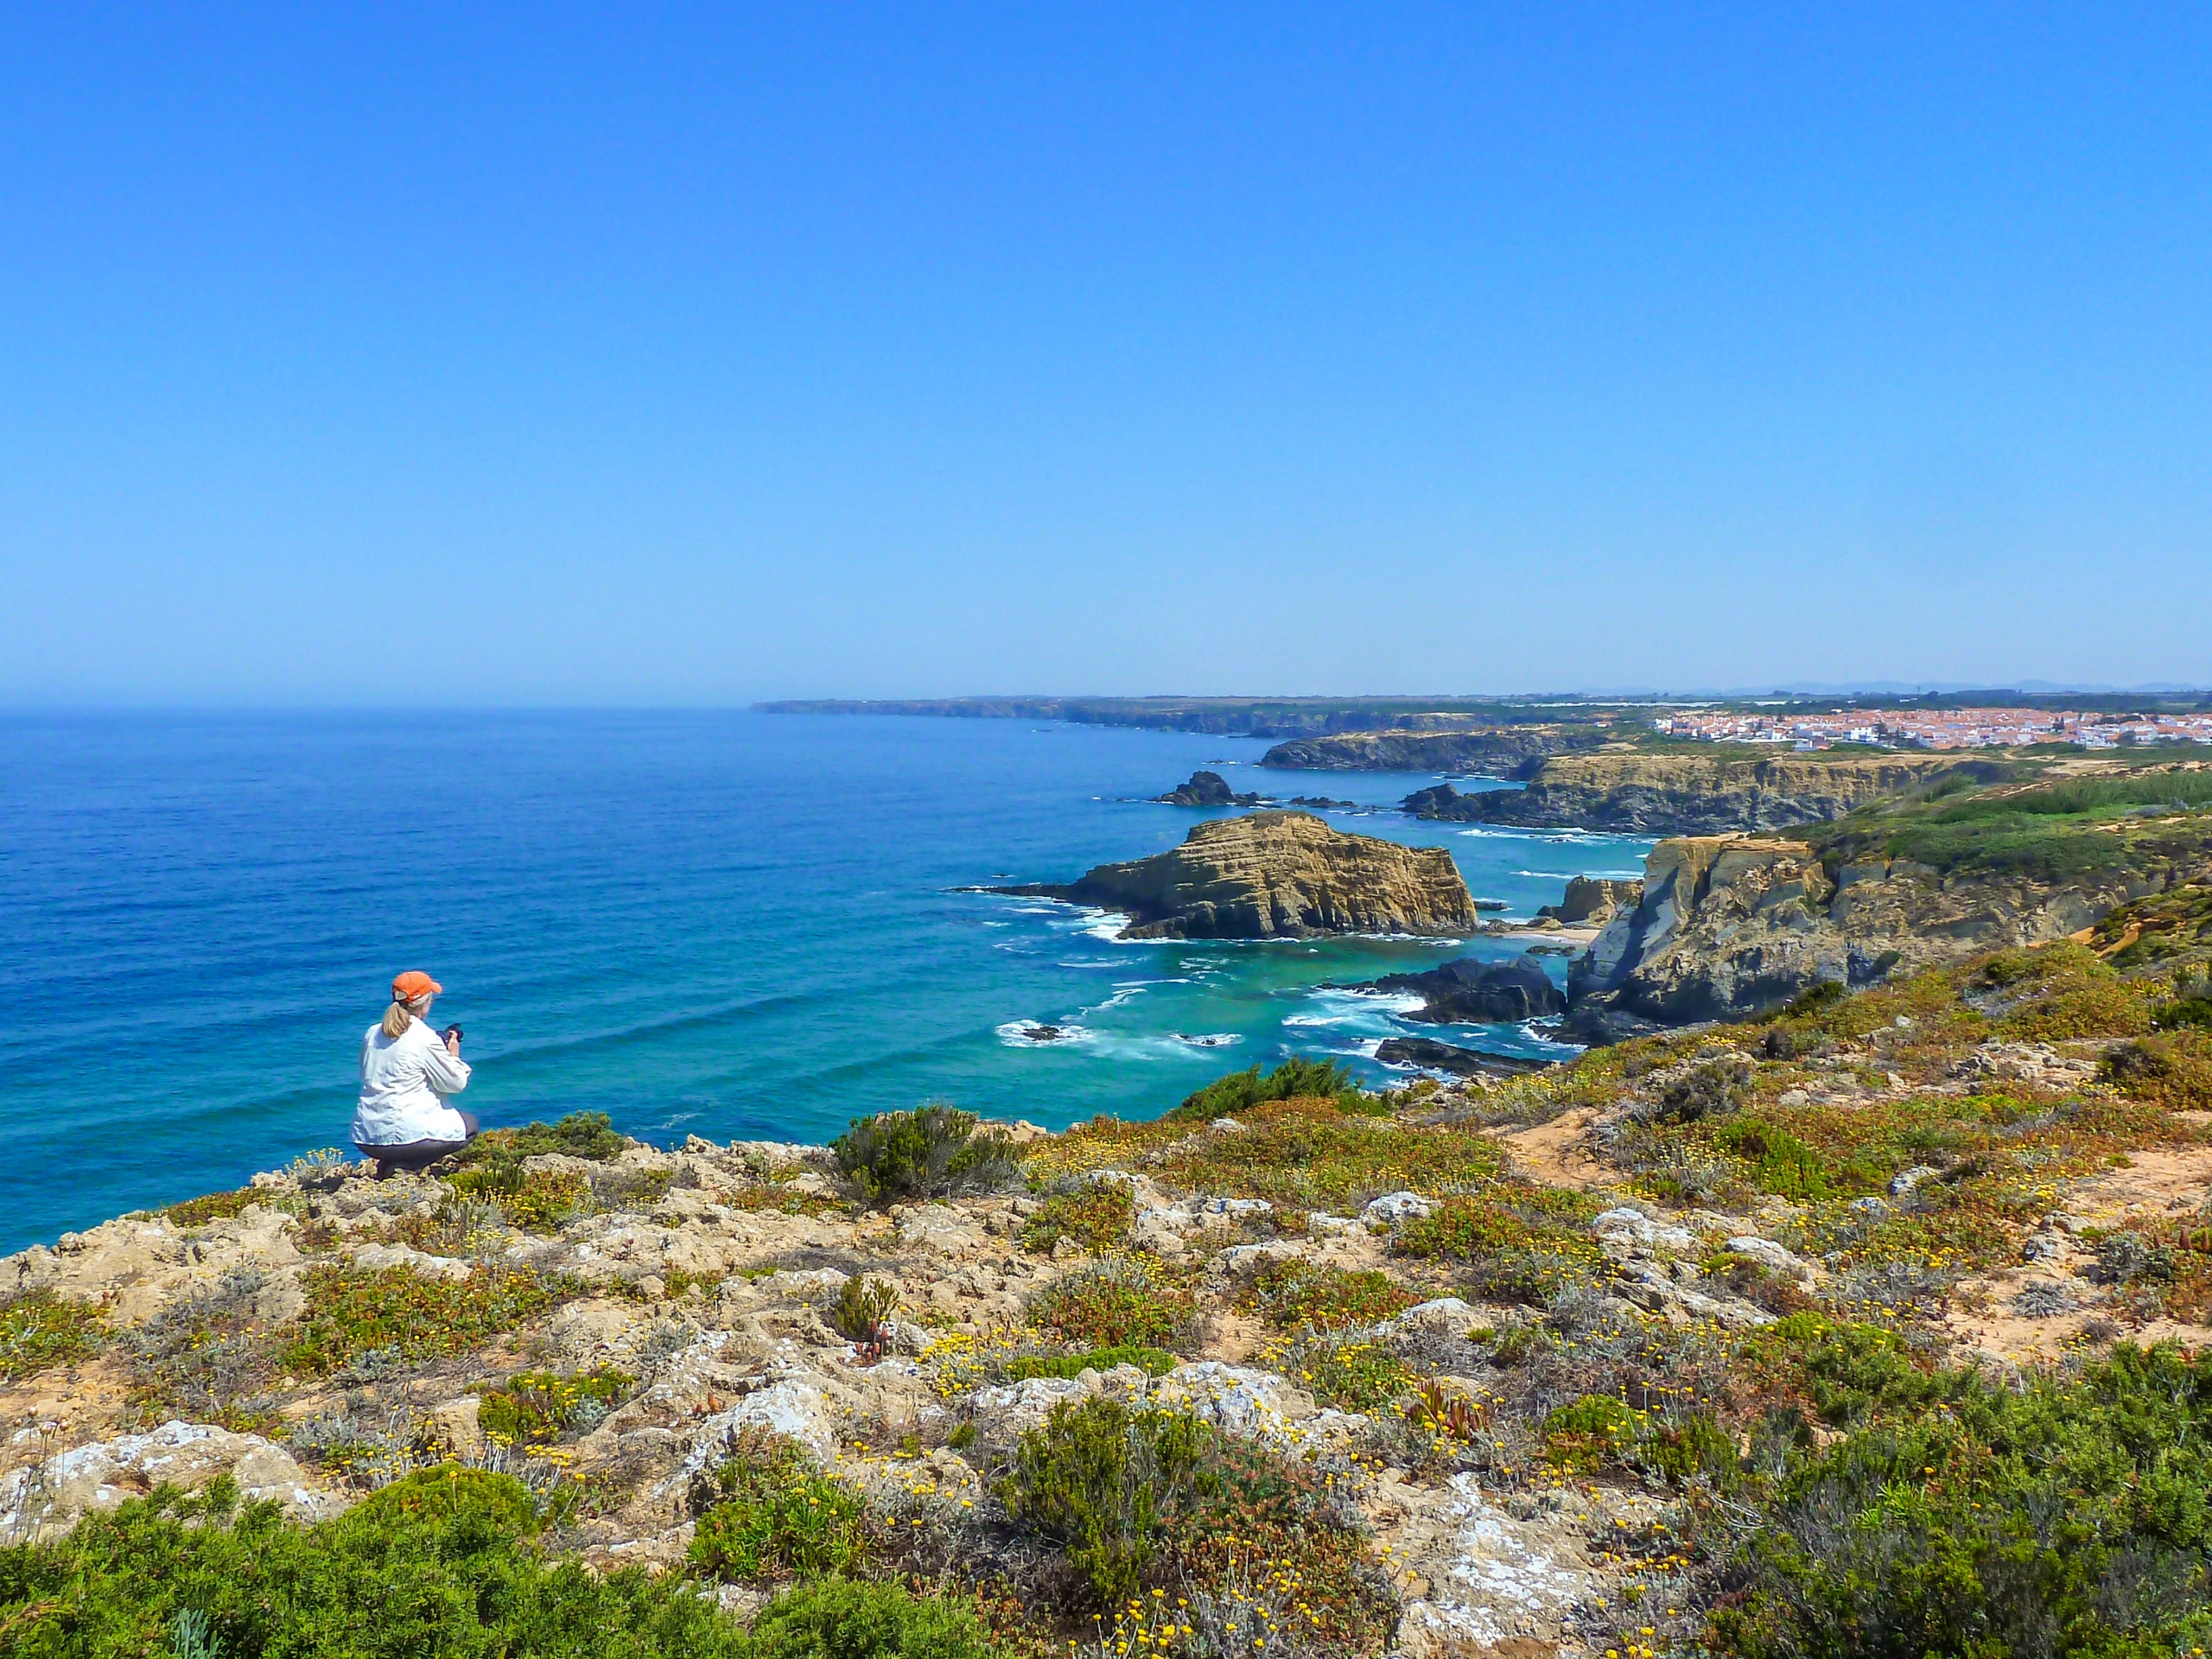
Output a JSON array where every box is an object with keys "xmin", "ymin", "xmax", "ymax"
[
  {"xmin": 1387, "ymin": 1473, "xmax": 1597, "ymax": 1656},
  {"xmin": 0, "ymin": 1421, "xmax": 340, "ymax": 1540},
  {"xmin": 992, "ymin": 812, "xmax": 1481, "ymax": 940},
  {"xmin": 1363, "ymin": 1192, "xmax": 1437, "ymax": 1229},
  {"xmin": 1537, "ymin": 874, "xmax": 1645, "ymax": 927}
]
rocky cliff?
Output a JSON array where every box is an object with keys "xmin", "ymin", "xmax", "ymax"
[
  {"xmin": 1349, "ymin": 956, "xmax": 1564, "ymax": 1023},
  {"xmin": 1261, "ymin": 727, "xmax": 1602, "ymax": 772},
  {"xmin": 995, "ymin": 811, "xmax": 1480, "ymax": 939},
  {"xmin": 1406, "ymin": 751, "xmax": 1978, "ymax": 834},
  {"xmin": 1154, "ymin": 770, "xmax": 1260, "ymax": 807},
  {"xmin": 1537, "ymin": 875, "xmax": 1643, "ymax": 927},
  {"xmin": 1567, "ymin": 831, "xmax": 2207, "ymax": 1027}
]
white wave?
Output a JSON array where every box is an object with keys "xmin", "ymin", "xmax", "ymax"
[
  {"xmin": 995, "ymin": 1020, "xmax": 1096, "ymax": 1049},
  {"xmin": 1283, "ymin": 988, "xmax": 1427, "ymax": 1031},
  {"xmin": 1088, "ymin": 986, "xmax": 1148, "ymax": 1013}
]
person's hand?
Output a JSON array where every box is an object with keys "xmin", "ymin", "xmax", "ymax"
[{"xmin": 444, "ymin": 1030, "xmax": 461, "ymax": 1056}]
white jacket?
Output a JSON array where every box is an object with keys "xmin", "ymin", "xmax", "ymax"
[{"xmin": 352, "ymin": 1017, "xmax": 472, "ymax": 1147}]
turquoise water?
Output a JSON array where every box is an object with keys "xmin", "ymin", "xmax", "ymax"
[{"xmin": 0, "ymin": 712, "xmax": 1651, "ymax": 1251}]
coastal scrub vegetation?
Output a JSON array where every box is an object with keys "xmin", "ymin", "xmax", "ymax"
[
  {"xmin": 282, "ymin": 1265, "xmax": 581, "ymax": 1376},
  {"xmin": 0, "ymin": 1469, "xmax": 1003, "ymax": 1658},
  {"xmin": 1167, "ymin": 1057, "xmax": 1370, "ymax": 1122},
  {"xmin": 831, "ymin": 1104, "xmax": 1020, "ymax": 1203},
  {"xmin": 459, "ymin": 1110, "xmax": 631, "ymax": 1163},
  {"xmin": 0, "ymin": 1290, "xmax": 105, "ymax": 1380}
]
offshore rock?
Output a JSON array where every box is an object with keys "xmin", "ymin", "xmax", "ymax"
[
  {"xmin": 1154, "ymin": 770, "xmax": 1260, "ymax": 807},
  {"xmin": 1375, "ymin": 1036, "xmax": 1554, "ymax": 1079},
  {"xmin": 1351, "ymin": 956, "xmax": 1563, "ymax": 1023},
  {"xmin": 1405, "ymin": 752, "xmax": 1980, "ymax": 835},
  {"xmin": 993, "ymin": 811, "xmax": 1480, "ymax": 940}
]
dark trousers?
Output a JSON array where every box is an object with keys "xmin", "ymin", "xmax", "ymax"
[{"xmin": 357, "ymin": 1110, "xmax": 480, "ymax": 1175}]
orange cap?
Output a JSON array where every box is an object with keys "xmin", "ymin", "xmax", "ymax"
[{"xmin": 391, "ymin": 970, "xmax": 443, "ymax": 1001}]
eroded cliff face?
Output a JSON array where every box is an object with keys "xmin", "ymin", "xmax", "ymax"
[
  {"xmin": 1001, "ymin": 810, "xmax": 1480, "ymax": 939},
  {"xmin": 1259, "ymin": 727, "xmax": 1600, "ymax": 772},
  {"xmin": 1569, "ymin": 833, "xmax": 2193, "ymax": 1024},
  {"xmin": 1408, "ymin": 752, "xmax": 1976, "ymax": 834}
]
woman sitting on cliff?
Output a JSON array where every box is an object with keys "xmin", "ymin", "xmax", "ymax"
[{"xmin": 353, "ymin": 970, "xmax": 479, "ymax": 1179}]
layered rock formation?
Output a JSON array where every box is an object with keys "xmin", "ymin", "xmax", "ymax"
[
  {"xmin": 1154, "ymin": 770, "xmax": 1261, "ymax": 807},
  {"xmin": 1261, "ymin": 727, "xmax": 1602, "ymax": 772},
  {"xmin": 1405, "ymin": 752, "xmax": 1978, "ymax": 834},
  {"xmin": 1536, "ymin": 875, "xmax": 1643, "ymax": 927},
  {"xmin": 995, "ymin": 811, "xmax": 1480, "ymax": 940},
  {"xmin": 1568, "ymin": 831, "xmax": 2205, "ymax": 1027},
  {"xmin": 1351, "ymin": 955, "xmax": 1564, "ymax": 1023}
]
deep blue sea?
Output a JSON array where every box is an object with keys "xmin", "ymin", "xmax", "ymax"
[{"xmin": 0, "ymin": 712, "xmax": 1652, "ymax": 1252}]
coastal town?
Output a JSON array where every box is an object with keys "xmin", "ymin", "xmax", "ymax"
[{"xmin": 1654, "ymin": 704, "xmax": 2212, "ymax": 750}]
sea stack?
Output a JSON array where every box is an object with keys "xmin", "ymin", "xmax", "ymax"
[{"xmin": 997, "ymin": 810, "xmax": 1481, "ymax": 940}]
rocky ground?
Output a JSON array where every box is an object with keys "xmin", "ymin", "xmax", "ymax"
[{"xmin": 6, "ymin": 931, "xmax": 2212, "ymax": 1656}]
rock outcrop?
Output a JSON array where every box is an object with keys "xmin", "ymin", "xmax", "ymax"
[
  {"xmin": 1154, "ymin": 770, "xmax": 1260, "ymax": 807},
  {"xmin": 1352, "ymin": 956, "xmax": 1564, "ymax": 1023},
  {"xmin": 1568, "ymin": 831, "xmax": 2198, "ymax": 1025},
  {"xmin": 1261, "ymin": 727, "xmax": 1602, "ymax": 772},
  {"xmin": 1535, "ymin": 875, "xmax": 1643, "ymax": 927},
  {"xmin": 1375, "ymin": 1036, "xmax": 1552, "ymax": 1078},
  {"xmin": 994, "ymin": 812, "xmax": 1481, "ymax": 940},
  {"xmin": 1406, "ymin": 752, "xmax": 1979, "ymax": 834}
]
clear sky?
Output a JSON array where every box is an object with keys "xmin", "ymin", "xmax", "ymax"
[{"xmin": 3, "ymin": 4, "xmax": 2209, "ymax": 702}]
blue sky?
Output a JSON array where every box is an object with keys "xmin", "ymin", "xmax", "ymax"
[{"xmin": 3, "ymin": 3, "xmax": 2209, "ymax": 702}]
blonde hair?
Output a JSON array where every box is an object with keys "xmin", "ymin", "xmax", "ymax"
[{"xmin": 382, "ymin": 995, "xmax": 427, "ymax": 1039}]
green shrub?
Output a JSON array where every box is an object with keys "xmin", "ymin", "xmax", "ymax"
[
  {"xmin": 0, "ymin": 1291, "xmax": 105, "ymax": 1380},
  {"xmin": 1633, "ymin": 1410, "xmax": 1739, "ymax": 1485},
  {"xmin": 1541, "ymin": 1394, "xmax": 1637, "ymax": 1473},
  {"xmin": 1241, "ymin": 1259, "xmax": 1417, "ymax": 1332},
  {"xmin": 1714, "ymin": 1118, "xmax": 1834, "ymax": 1199},
  {"xmin": 0, "ymin": 1465, "xmax": 993, "ymax": 1657},
  {"xmin": 689, "ymin": 1430, "xmax": 871, "ymax": 1583},
  {"xmin": 1268, "ymin": 1331, "xmax": 1416, "ymax": 1410},
  {"xmin": 1026, "ymin": 1256, "xmax": 1195, "ymax": 1351},
  {"xmin": 479, "ymin": 1365, "xmax": 633, "ymax": 1447},
  {"xmin": 1710, "ymin": 1344, "xmax": 2212, "ymax": 1659},
  {"xmin": 1167, "ymin": 1058, "xmax": 1369, "ymax": 1122},
  {"xmin": 2101, "ymin": 1032, "xmax": 2212, "ymax": 1109},
  {"xmin": 1743, "ymin": 1313, "xmax": 1955, "ymax": 1427},
  {"xmin": 0, "ymin": 1467, "xmax": 755, "ymax": 1656},
  {"xmin": 1007, "ymin": 1344, "xmax": 1179, "ymax": 1380},
  {"xmin": 461, "ymin": 1111, "xmax": 631, "ymax": 1163},
  {"xmin": 1020, "ymin": 1181, "xmax": 1135, "ymax": 1255},
  {"xmin": 744, "ymin": 1577, "xmax": 1003, "ymax": 1659},
  {"xmin": 997, "ymin": 1398, "xmax": 1209, "ymax": 1605},
  {"xmin": 831, "ymin": 1105, "xmax": 1018, "ymax": 1203},
  {"xmin": 1393, "ymin": 1192, "xmax": 1607, "ymax": 1304},
  {"xmin": 160, "ymin": 1187, "xmax": 258, "ymax": 1227},
  {"xmin": 828, "ymin": 1276, "xmax": 901, "ymax": 1357},
  {"xmin": 281, "ymin": 1266, "xmax": 577, "ymax": 1376}
]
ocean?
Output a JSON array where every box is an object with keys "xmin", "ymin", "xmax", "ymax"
[{"xmin": 0, "ymin": 711, "xmax": 1651, "ymax": 1252}]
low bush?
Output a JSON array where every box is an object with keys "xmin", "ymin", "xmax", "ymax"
[
  {"xmin": 125, "ymin": 1268, "xmax": 276, "ymax": 1430},
  {"xmin": 1710, "ymin": 1344, "xmax": 2212, "ymax": 1659},
  {"xmin": 479, "ymin": 1365, "xmax": 634, "ymax": 1447},
  {"xmin": 1713, "ymin": 1118, "xmax": 1833, "ymax": 1200},
  {"xmin": 281, "ymin": 1265, "xmax": 578, "ymax": 1376},
  {"xmin": 831, "ymin": 1105, "xmax": 1018, "ymax": 1204},
  {"xmin": 1019, "ymin": 1180, "xmax": 1135, "ymax": 1255},
  {"xmin": 689, "ymin": 1428, "xmax": 872, "ymax": 1584},
  {"xmin": 1541, "ymin": 1394, "xmax": 1637, "ymax": 1473},
  {"xmin": 460, "ymin": 1111, "xmax": 631, "ymax": 1163},
  {"xmin": 1007, "ymin": 1344, "xmax": 1178, "ymax": 1380},
  {"xmin": 829, "ymin": 1277, "xmax": 901, "ymax": 1360},
  {"xmin": 0, "ymin": 1466, "xmax": 993, "ymax": 1657},
  {"xmin": 1167, "ymin": 1057, "xmax": 1369, "ymax": 1122},
  {"xmin": 1026, "ymin": 1255, "xmax": 1196, "ymax": 1351},
  {"xmin": 2101, "ymin": 1031, "xmax": 2212, "ymax": 1109},
  {"xmin": 1738, "ymin": 1313, "xmax": 1956, "ymax": 1427},
  {"xmin": 996, "ymin": 1396, "xmax": 1392, "ymax": 1648},
  {"xmin": 445, "ymin": 1154, "xmax": 593, "ymax": 1232},
  {"xmin": 0, "ymin": 1291, "xmax": 105, "ymax": 1380},
  {"xmin": 160, "ymin": 1187, "xmax": 258, "ymax": 1227},
  {"xmin": 1241, "ymin": 1258, "xmax": 1417, "ymax": 1332}
]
